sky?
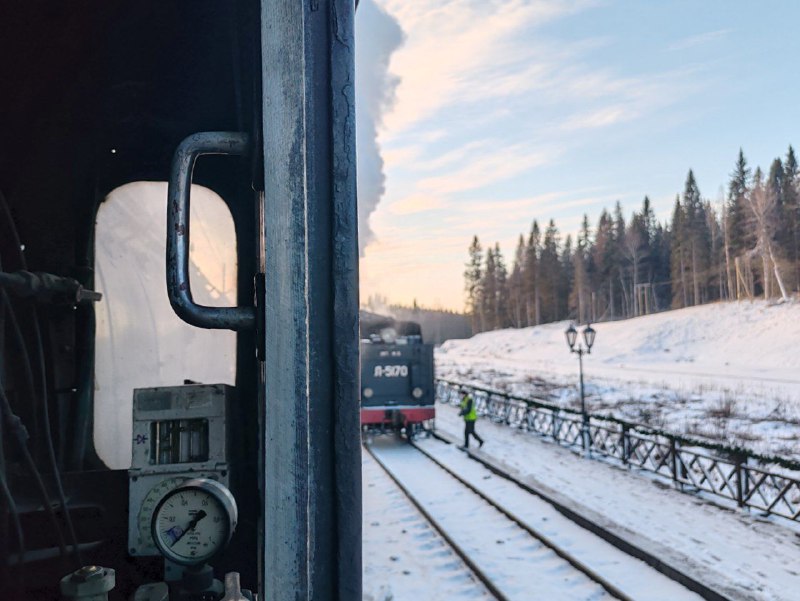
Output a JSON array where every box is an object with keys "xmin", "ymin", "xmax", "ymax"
[{"xmin": 356, "ymin": 0, "xmax": 800, "ymax": 312}]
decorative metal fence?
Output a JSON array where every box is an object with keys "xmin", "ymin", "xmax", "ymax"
[{"xmin": 437, "ymin": 379, "xmax": 800, "ymax": 522}]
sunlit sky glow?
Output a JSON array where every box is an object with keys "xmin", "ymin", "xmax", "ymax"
[{"xmin": 357, "ymin": 0, "xmax": 800, "ymax": 311}]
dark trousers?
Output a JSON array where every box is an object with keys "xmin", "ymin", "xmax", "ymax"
[{"xmin": 464, "ymin": 420, "xmax": 483, "ymax": 448}]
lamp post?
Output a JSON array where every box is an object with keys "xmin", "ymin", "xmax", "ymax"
[{"xmin": 565, "ymin": 323, "xmax": 596, "ymax": 454}]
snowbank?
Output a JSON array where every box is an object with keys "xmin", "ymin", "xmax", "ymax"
[{"xmin": 437, "ymin": 300, "xmax": 800, "ymax": 459}]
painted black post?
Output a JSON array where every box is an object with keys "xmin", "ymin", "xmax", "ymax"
[
  {"xmin": 578, "ymin": 349, "xmax": 590, "ymax": 453},
  {"xmin": 735, "ymin": 455, "xmax": 744, "ymax": 508},
  {"xmin": 670, "ymin": 438, "xmax": 678, "ymax": 486},
  {"xmin": 552, "ymin": 408, "xmax": 560, "ymax": 442},
  {"xmin": 565, "ymin": 324, "xmax": 594, "ymax": 456},
  {"xmin": 260, "ymin": 1, "xmax": 360, "ymax": 600},
  {"xmin": 621, "ymin": 423, "xmax": 630, "ymax": 466}
]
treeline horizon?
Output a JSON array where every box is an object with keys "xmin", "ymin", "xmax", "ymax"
[
  {"xmin": 362, "ymin": 294, "xmax": 472, "ymax": 343},
  {"xmin": 464, "ymin": 146, "xmax": 800, "ymax": 333}
]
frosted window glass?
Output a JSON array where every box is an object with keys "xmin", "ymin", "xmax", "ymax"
[{"xmin": 94, "ymin": 182, "xmax": 237, "ymax": 469}]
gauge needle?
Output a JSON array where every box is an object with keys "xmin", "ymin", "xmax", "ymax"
[{"xmin": 170, "ymin": 510, "xmax": 207, "ymax": 547}]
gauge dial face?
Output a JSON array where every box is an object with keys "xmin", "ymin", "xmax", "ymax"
[
  {"xmin": 151, "ymin": 479, "xmax": 236, "ymax": 565},
  {"xmin": 137, "ymin": 476, "xmax": 187, "ymax": 552}
]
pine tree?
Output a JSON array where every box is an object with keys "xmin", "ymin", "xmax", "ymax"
[
  {"xmin": 509, "ymin": 235, "xmax": 526, "ymax": 327},
  {"xmin": 705, "ymin": 200, "xmax": 724, "ymax": 301},
  {"xmin": 652, "ymin": 221, "xmax": 671, "ymax": 310},
  {"xmin": 464, "ymin": 236, "xmax": 483, "ymax": 332},
  {"xmin": 539, "ymin": 220, "xmax": 561, "ymax": 322},
  {"xmin": 612, "ymin": 202, "xmax": 628, "ymax": 315},
  {"xmin": 767, "ymin": 158, "xmax": 789, "ymax": 259},
  {"xmin": 482, "ymin": 246, "xmax": 497, "ymax": 330},
  {"xmin": 641, "ymin": 195, "xmax": 656, "ymax": 240},
  {"xmin": 639, "ymin": 196, "xmax": 656, "ymax": 293},
  {"xmin": 569, "ymin": 215, "xmax": 591, "ymax": 322},
  {"xmin": 624, "ymin": 210, "xmax": 649, "ymax": 316},
  {"xmin": 727, "ymin": 149, "xmax": 751, "ymax": 258},
  {"xmin": 462, "ymin": 142, "xmax": 800, "ymax": 326},
  {"xmin": 560, "ymin": 235, "xmax": 575, "ymax": 320},
  {"xmin": 591, "ymin": 209, "xmax": 616, "ymax": 319},
  {"xmin": 582, "ymin": 214, "xmax": 599, "ymax": 321},
  {"xmin": 494, "ymin": 243, "xmax": 510, "ymax": 329},
  {"xmin": 524, "ymin": 221, "xmax": 542, "ymax": 325},
  {"xmin": 670, "ymin": 196, "xmax": 689, "ymax": 308},
  {"xmin": 682, "ymin": 170, "xmax": 711, "ymax": 305}
]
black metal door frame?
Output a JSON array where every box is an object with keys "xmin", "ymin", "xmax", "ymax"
[{"xmin": 260, "ymin": 1, "xmax": 361, "ymax": 599}]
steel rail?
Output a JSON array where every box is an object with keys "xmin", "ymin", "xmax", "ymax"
[
  {"xmin": 427, "ymin": 430, "xmax": 731, "ymax": 601},
  {"xmin": 408, "ymin": 437, "xmax": 635, "ymax": 601},
  {"xmin": 363, "ymin": 442, "xmax": 508, "ymax": 601}
]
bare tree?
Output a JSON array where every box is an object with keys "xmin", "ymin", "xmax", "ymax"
[
  {"xmin": 719, "ymin": 186, "xmax": 734, "ymax": 299},
  {"xmin": 746, "ymin": 171, "xmax": 789, "ymax": 301},
  {"xmin": 622, "ymin": 219, "xmax": 647, "ymax": 316}
]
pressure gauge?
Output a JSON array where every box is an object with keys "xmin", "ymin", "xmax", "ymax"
[{"xmin": 151, "ymin": 478, "xmax": 237, "ymax": 565}]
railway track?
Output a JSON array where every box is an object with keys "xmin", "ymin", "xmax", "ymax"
[
  {"xmin": 424, "ymin": 430, "xmax": 733, "ymax": 601},
  {"xmin": 365, "ymin": 436, "xmax": 708, "ymax": 601},
  {"xmin": 362, "ymin": 447, "xmax": 495, "ymax": 600}
]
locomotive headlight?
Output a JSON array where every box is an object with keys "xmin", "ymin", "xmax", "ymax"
[
  {"xmin": 363, "ymin": 387, "xmax": 374, "ymax": 399},
  {"xmin": 412, "ymin": 387, "xmax": 423, "ymax": 399}
]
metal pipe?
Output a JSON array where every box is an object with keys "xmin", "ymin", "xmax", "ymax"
[{"xmin": 166, "ymin": 131, "xmax": 255, "ymax": 331}]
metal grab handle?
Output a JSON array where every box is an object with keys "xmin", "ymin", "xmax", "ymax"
[{"xmin": 166, "ymin": 131, "xmax": 255, "ymax": 331}]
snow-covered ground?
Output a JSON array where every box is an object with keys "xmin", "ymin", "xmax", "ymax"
[
  {"xmin": 437, "ymin": 300, "xmax": 800, "ymax": 460},
  {"xmin": 433, "ymin": 406, "xmax": 800, "ymax": 601},
  {"xmin": 362, "ymin": 447, "xmax": 492, "ymax": 601}
]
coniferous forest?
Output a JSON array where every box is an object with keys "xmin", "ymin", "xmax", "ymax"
[{"xmin": 464, "ymin": 147, "xmax": 800, "ymax": 333}]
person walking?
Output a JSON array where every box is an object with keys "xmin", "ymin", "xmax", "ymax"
[{"xmin": 459, "ymin": 389, "xmax": 484, "ymax": 449}]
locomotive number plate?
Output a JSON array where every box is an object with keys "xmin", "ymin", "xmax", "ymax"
[{"xmin": 373, "ymin": 365, "xmax": 408, "ymax": 378}]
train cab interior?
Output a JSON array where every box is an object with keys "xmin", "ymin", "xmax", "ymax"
[{"xmin": 1, "ymin": 2, "xmax": 360, "ymax": 600}]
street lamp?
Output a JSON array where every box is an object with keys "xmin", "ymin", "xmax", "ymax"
[{"xmin": 564, "ymin": 323, "xmax": 596, "ymax": 453}]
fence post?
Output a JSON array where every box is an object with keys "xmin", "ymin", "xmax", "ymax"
[
  {"xmin": 735, "ymin": 454, "xmax": 744, "ymax": 508},
  {"xmin": 582, "ymin": 413, "xmax": 591, "ymax": 456},
  {"xmin": 553, "ymin": 408, "xmax": 560, "ymax": 443},
  {"xmin": 670, "ymin": 438, "xmax": 678, "ymax": 487},
  {"xmin": 621, "ymin": 423, "xmax": 629, "ymax": 466}
]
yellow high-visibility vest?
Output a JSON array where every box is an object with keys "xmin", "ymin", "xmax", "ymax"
[{"xmin": 460, "ymin": 395, "xmax": 477, "ymax": 422}]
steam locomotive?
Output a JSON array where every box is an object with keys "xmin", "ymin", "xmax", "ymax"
[{"xmin": 360, "ymin": 312, "xmax": 435, "ymax": 437}]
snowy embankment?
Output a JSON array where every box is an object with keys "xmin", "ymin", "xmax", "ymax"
[
  {"xmin": 437, "ymin": 300, "xmax": 800, "ymax": 460},
  {"xmin": 433, "ymin": 407, "xmax": 800, "ymax": 601}
]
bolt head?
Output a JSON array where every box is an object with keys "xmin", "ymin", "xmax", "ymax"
[
  {"xmin": 72, "ymin": 565, "xmax": 103, "ymax": 582},
  {"xmin": 61, "ymin": 566, "xmax": 115, "ymax": 597}
]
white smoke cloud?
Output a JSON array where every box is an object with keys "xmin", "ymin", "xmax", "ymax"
[{"xmin": 356, "ymin": 0, "xmax": 404, "ymax": 255}]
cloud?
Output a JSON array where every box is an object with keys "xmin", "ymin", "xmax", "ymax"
[
  {"xmin": 668, "ymin": 29, "xmax": 732, "ymax": 52},
  {"xmin": 387, "ymin": 194, "xmax": 449, "ymax": 216},
  {"xmin": 416, "ymin": 140, "xmax": 494, "ymax": 172},
  {"xmin": 560, "ymin": 105, "xmax": 630, "ymax": 131},
  {"xmin": 417, "ymin": 147, "xmax": 554, "ymax": 196},
  {"xmin": 376, "ymin": 0, "xmax": 710, "ymax": 142},
  {"xmin": 378, "ymin": 0, "xmax": 592, "ymax": 133},
  {"xmin": 458, "ymin": 187, "xmax": 609, "ymax": 214}
]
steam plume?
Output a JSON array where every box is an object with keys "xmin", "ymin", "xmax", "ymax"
[{"xmin": 356, "ymin": 0, "xmax": 404, "ymax": 255}]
